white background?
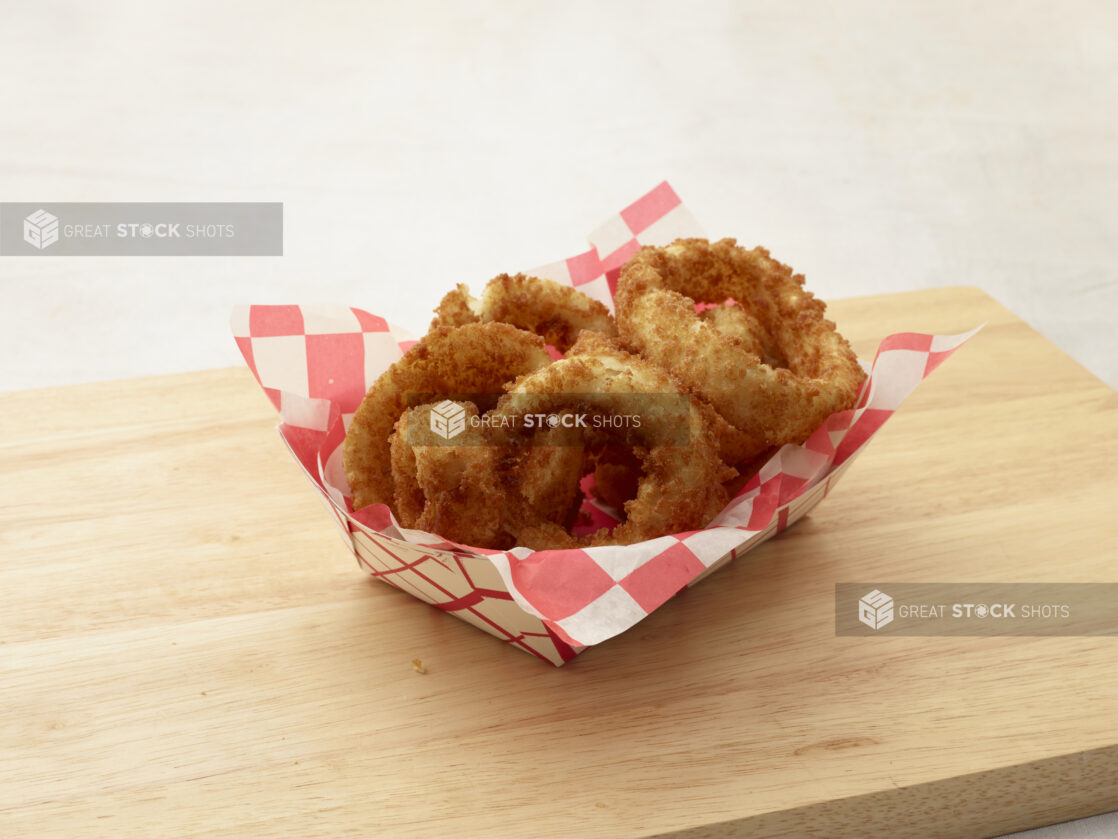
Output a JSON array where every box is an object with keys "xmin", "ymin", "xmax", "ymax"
[
  {"xmin": 1, "ymin": 2, "xmax": 1115, "ymax": 835},
  {"xmin": 1, "ymin": 1, "xmax": 1116, "ymax": 395}
]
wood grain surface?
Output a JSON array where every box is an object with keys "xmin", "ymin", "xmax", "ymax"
[{"xmin": 3, "ymin": 286, "xmax": 1117, "ymax": 838}]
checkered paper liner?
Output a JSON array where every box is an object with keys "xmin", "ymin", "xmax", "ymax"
[{"xmin": 232, "ymin": 182, "xmax": 979, "ymax": 666}]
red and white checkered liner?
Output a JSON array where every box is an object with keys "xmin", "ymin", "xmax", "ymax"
[{"xmin": 232, "ymin": 182, "xmax": 979, "ymax": 665}]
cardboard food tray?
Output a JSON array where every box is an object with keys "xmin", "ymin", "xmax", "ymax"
[{"xmin": 232, "ymin": 182, "xmax": 976, "ymax": 664}]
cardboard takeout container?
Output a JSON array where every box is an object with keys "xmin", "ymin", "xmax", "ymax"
[{"xmin": 232, "ymin": 182, "xmax": 976, "ymax": 665}]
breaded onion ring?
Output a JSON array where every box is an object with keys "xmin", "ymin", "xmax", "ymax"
[
  {"xmin": 389, "ymin": 402, "xmax": 586, "ymax": 548},
  {"xmin": 390, "ymin": 403, "xmax": 511, "ymax": 547},
  {"xmin": 616, "ymin": 238, "xmax": 865, "ymax": 450},
  {"xmin": 388, "ymin": 410, "xmax": 426, "ymax": 526},
  {"xmin": 493, "ymin": 332, "xmax": 734, "ymax": 547},
  {"xmin": 343, "ymin": 322, "xmax": 552, "ymax": 512},
  {"xmin": 430, "ymin": 273, "xmax": 616, "ymax": 351}
]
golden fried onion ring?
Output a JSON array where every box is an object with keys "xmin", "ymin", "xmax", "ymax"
[
  {"xmin": 389, "ymin": 402, "xmax": 586, "ymax": 548},
  {"xmin": 431, "ymin": 273, "xmax": 615, "ymax": 351},
  {"xmin": 389, "ymin": 402, "xmax": 511, "ymax": 547},
  {"xmin": 616, "ymin": 238, "xmax": 865, "ymax": 450},
  {"xmin": 493, "ymin": 332, "xmax": 734, "ymax": 547},
  {"xmin": 343, "ymin": 322, "xmax": 552, "ymax": 512}
]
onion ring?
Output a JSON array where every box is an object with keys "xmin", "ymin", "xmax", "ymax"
[
  {"xmin": 493, "ymin": 332, "xmax": 734, "ymax": 547},
  {"xmin": 389, "ymin": 402, "xmax": 512, "ymax": 547},
  {"xmin": 431, "ymin": 273, "xmax": 615, "ymax": 351},
  {"xmin": 343, "ymin": 321, "xmax": 552, "ymax": 512},
  {"xmin": 389, "ymin": 402, "xmax": 586, "ymax": 548},
  {"xmin": 616, "ymin": 238, "xmax": 865, "ymax": 451}
]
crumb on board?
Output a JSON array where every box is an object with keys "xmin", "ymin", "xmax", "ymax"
[{"xmin": 412, "ymin": 658, "xmax": 427, "ymax": 675}]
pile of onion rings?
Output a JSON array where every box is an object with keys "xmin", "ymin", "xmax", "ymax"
[{"xmin": 343, "ymin": 242, "xmax": 865, "ymax": 549}]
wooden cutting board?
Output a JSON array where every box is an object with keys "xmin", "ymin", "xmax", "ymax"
[{"xmin": 3, "ymin": 286, "xmax": 1117, "ymax": 838}]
